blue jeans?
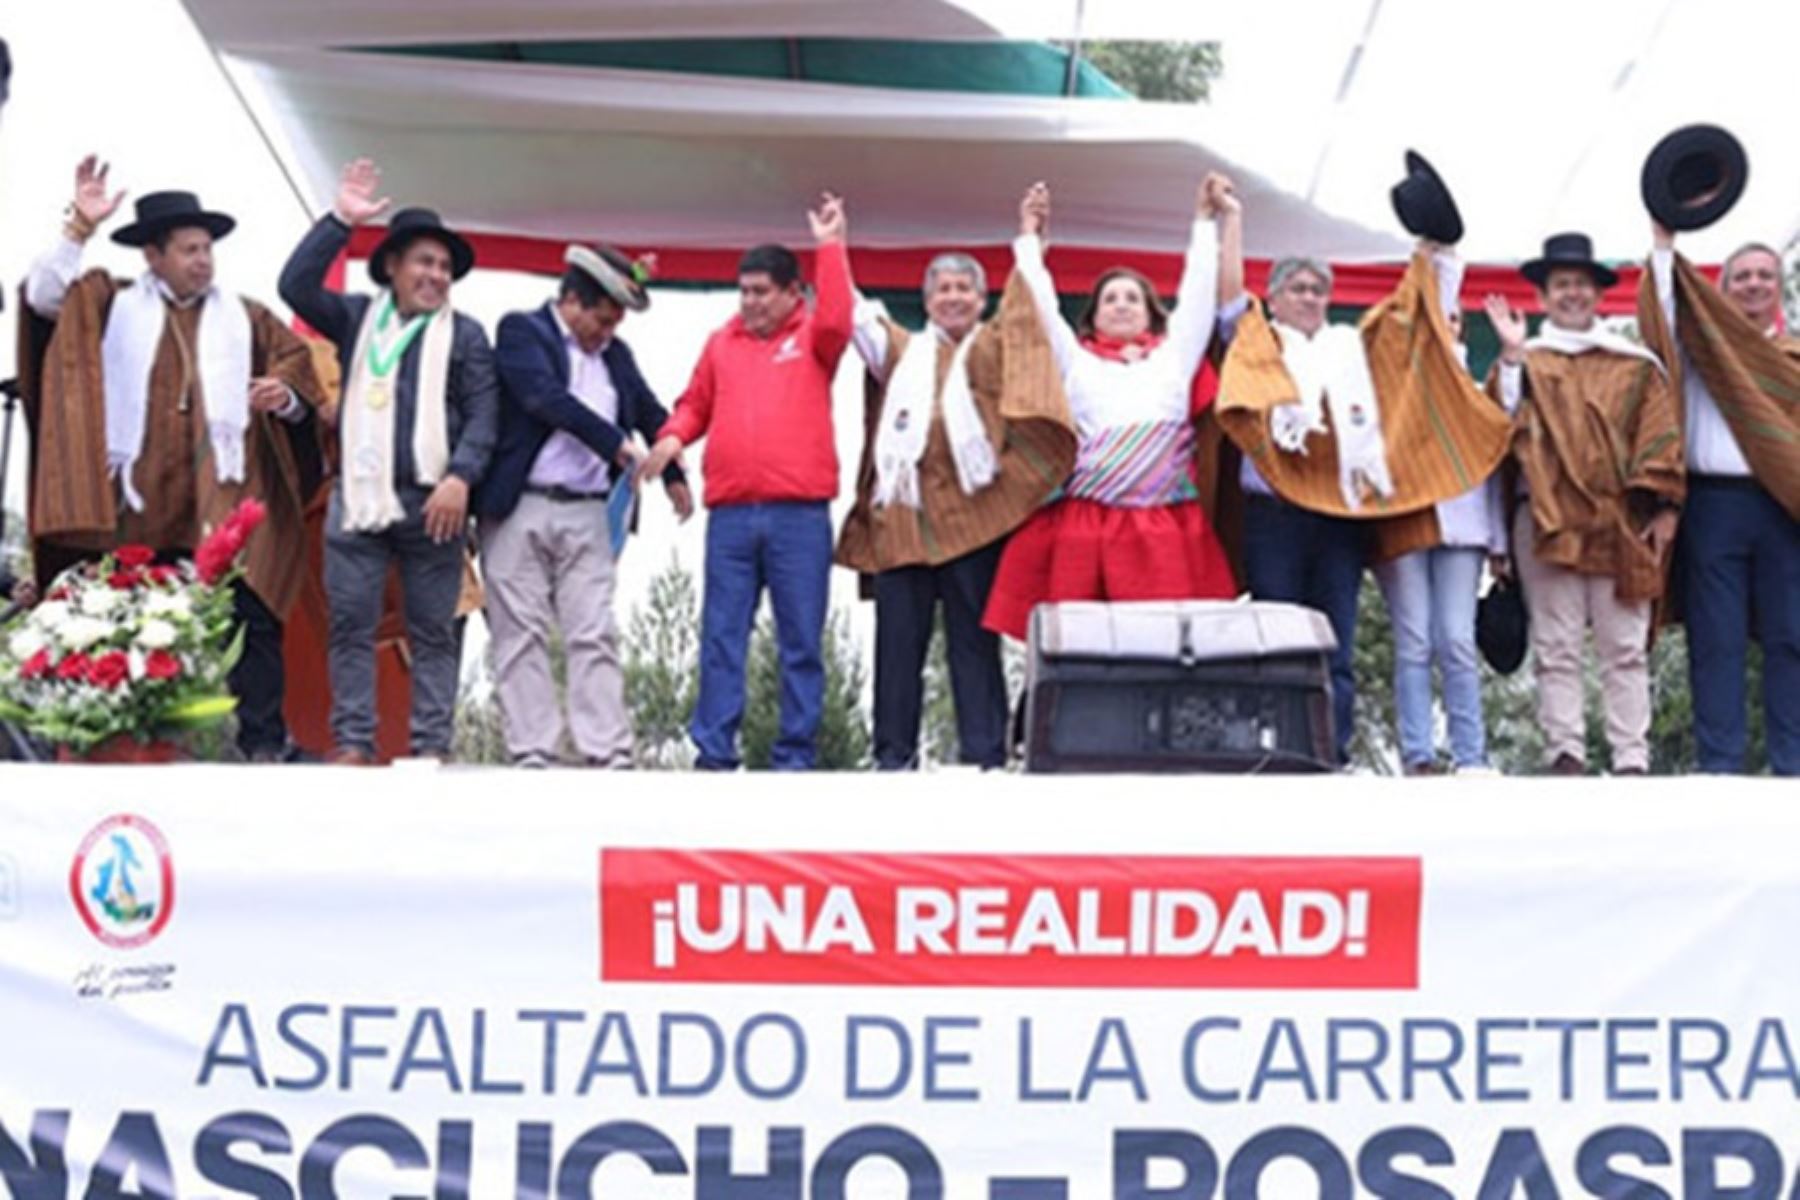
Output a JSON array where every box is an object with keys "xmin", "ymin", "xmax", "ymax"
[
  {"xmin": 1373, "ymin": 546, "xmax": 1488, "ymax": 769},
  {"xmin": 1244, "ymin": 496, "xmax": 1367, "ymax": 764},
  {"xmin": 1681, "ymin": 477, "xmax": 1800, "ymax": 775},
  {"xmin": 691, "ymin": 502, "xmax": 833, "ymax": 770}
]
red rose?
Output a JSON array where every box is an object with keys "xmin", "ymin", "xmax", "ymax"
[
  {"xmin": 194, "ymin": 499, "xmax": 268, "ymax": 584},
  {"xmin": 55, "ymin": 652, "xmax": 92, "ymax": 681},
  {"xmin": 109, "ymin": 569, "xmax": 145, "ymax": 591},
  {"xmin": 115, "ymin": 545, "xmax": 155, "ymax": 569},
  {"xmin": 47, "ymin": 587, "xmax": 71, "ymax": 603},
  {"xmin": 144, "ymin": 650, "xmax": 182, "ymax": 681},
  {"xmin": 87, "ymin": 652, "xmax": 130, "ymax": 690},
  {"xmin": 19, "ymin": 649, "xmax": 51, "ymax": 680},
  {"xmin": 148, "ymin": 565, "xmax": 182, "ymax": 587}
]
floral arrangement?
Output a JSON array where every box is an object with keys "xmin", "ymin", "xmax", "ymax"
[{"xmin": 0, "ymin": 500, "xmax": 266, "ymax": 755}]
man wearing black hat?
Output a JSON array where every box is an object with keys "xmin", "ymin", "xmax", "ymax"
[
  {"xmin": 1484, "ymin": 233, "xmax": 1682, "ymax": 776},
  {"xmin": 472, "ymin": 243, "xmax": 692, "ymax": 768},
  {"xmin": 20, "ymin": 155, "xmax": 325, "ymax": 762},
  {"xmin": 279, "ymin": 157, "xmax": 498, "ymax": 765}
]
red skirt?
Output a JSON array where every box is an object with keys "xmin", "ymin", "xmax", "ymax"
[{"xmin": 981, "ymin": 498, "xmax": 1238, "ymax": 639}]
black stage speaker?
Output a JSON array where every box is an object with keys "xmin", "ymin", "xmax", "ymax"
[{"xmin": 1023, "ymin": 600, "xmax": 1337, "ymax": 774}]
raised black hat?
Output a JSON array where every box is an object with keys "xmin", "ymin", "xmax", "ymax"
[
  {"xmin": 1641, "ymin": 124, "xmax": 1748, "ymax": 233},
  {"xmin": 368, "ymin": 207, "xmax": 475, "ymax": 285},
  {"xmin": 1390, "ymin": 149, "xmax": 1464, "ymax": 245},
  {"xmin": 111, "ymin": 191, "xmax": 236, "ymax": 247},
  {"xmin": 1520, "ymin": 232, "xmax": 1618, "ymax": 290}
]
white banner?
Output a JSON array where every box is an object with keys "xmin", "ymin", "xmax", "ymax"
[{"xmin": 3, "ymin": 768, "xmax": 1799, "ymax": 1199}]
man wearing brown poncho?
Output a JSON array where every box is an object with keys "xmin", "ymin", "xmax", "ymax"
[
  {"xmin": 1640, "ymin": 225, "xmax": 1800, "ymax": 776},
  {"xmin": 838, "ymin": 253, "xmax": 1074, "ymax": 769},
  {"xmin": 20, "ymin": 157, "xmax": 323, "ymax": 761},
  {"xmin": 1485, "ymin": 233, "xmax": 1683, "ymax": 776}
]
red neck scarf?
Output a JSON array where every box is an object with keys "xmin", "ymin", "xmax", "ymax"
[
  {"xmin": 1080, "ymin": 331, "xmax": 1164, "ymax": 363},
  {"xmin": 1078, "ymin": 332, "xmax": 1220, "ymax": 419}
]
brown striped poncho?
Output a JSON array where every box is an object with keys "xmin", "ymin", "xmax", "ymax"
[
  {"xmin": 836, "ymin": 271, "xmax": 1075, "ymax": 574},
  {"xmin": 1217, "ymin": 250, "xmax": 1513, "ymax": 554},
  {"xmin": 1636, "ymin": 252, "xmax": 1800, "ymax": 520},
  {"xmin": 19, "ymin": 269, "xmax": 323, "ymax": 616},
  {"xmin": 1497, "ymin": 347, "xmax": 1684, "ymax": 602}
]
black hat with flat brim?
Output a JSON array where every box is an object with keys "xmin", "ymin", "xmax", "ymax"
[
  {"xmin": 1390, "ymin": 149, "xmax": 1464, "ymax": 245},
  {"xmin": 111, "ymin": 191, "xmax": 236, "ymax": 247},
  {"xmin": 1641, "ymin": 124, "xmax": 1747, "ymax": 233},
  {"xmin": 368, "ymin": 207, "xmax": 475, "ymax": 285},
  {"xmin": 1520, "ymin": 232, "xmax": 1619, "ymax": 290}
]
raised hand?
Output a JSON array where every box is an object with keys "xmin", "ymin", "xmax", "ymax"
[
  {"xmin": 73, "ymin": 155, "xmax": 127, "ymax": 229},
  {"xmin": 1019, "ymin": 182, "xmax": 1051, "ymax": 238},
  {"xmin": 334, "ymin": 158, "xmax": 393, "ymax": 226},
  {"xmin": 1484, "ymin": 293, "xmax": 1528, "ymax": 363},
  {"xmin": 807, "ymin": 192, "xmax": 847, "ymax": 244},
  {"xmin": 1199, "ymin": 172, "xmax": 1241, "ymax": 220}
]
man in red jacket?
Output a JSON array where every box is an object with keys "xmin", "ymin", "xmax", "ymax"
[{"xmin": 641, "ymin": 193, "xmax": 855, "ymax": 769}]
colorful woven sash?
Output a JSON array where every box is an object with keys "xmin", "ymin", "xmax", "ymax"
[{"xmin": 1065, "ymin": 419, "xmax": 1199, "ymax": 507}]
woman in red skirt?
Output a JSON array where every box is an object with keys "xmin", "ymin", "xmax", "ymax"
[{"xmin": 982, "ymin": 177, "xmax": 1240, "ymax": 639}]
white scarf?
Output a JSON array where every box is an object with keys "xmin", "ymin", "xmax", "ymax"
[
  {"xmin": 1269, "ymin": 319, "xmax": 1394, "ymax": 510},
  {"xmin": 1527, "ymin": 320, "xmax": 1667, "ymax": 374},
  {"xmin": 100, "ymin": 273, "xmax": 251, "ymax": 512},
  {"xmin": 873, "ymin": 318, "xmax": 995, "ymax": 508},
  {"xmin": 339, "ymin": 291, "xmax": 455, "ymax": 533}
]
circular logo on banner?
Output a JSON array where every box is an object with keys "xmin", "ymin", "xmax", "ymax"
[{"xmin": 68, "ymin": 815, "xmax": 175, "ymax": 949}]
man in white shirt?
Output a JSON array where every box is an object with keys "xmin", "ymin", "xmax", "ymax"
[
  {"xmin": 473, "ymin": 245, "xmax": 692, "ymax": 768},
  {"xmin": 1645, "ymin": 222, "xmax": 1800, "ymax": 775}
]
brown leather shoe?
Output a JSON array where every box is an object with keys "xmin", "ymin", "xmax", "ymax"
[
  {"xmin": 326, "ymin": 747, "xmax": 376, "ymax": 766},
  {"xmin": 1549, "ymin": 753, "xmax": 1585, "ymax": 776}
]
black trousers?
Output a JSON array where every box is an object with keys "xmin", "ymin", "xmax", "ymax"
[
  {"xmin": 872, "ymin": 540, "xmax": 1007, "ymax": 770},
  {"xmin": 229, "ymin": 581, "xmax": 289, "ymax": 757}
]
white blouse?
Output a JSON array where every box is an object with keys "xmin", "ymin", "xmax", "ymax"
[{"xmin": 1011, "ymin": 219, "xmax": 1220, "ymax": 442}]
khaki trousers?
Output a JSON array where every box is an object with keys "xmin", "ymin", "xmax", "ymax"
[
  {"xmin": 479, "ymin": 492, "xmax": 632, "ymax": 765},
  {"xmin": 1513, "ymin": 508, "xmax": 1651, "ymax": 772}
]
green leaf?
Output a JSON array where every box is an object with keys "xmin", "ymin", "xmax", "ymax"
[{"xmin": 163, "ymin": 694, "xmax": 238, "ymax": 727}]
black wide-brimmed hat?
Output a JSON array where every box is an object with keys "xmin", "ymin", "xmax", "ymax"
[
  {"xmin": 1641, "ymin": 124, "xmax": 1747, "ymax": 233},
  {"xmin": 111, "ymin": 191, "xmax": 236, "ymax": 247},
  {"xmin": 368, "ymin": 207, "xmax": 475, "ymax": 285},
  {"xmin": 1477, "ymin": 576, "xmax": 1528, "ymax": 676},
  {"xmin": 1390, "ymin": 149, "xmax": 1464, "ymax": 245},
  {"xmin": 1520, "ymin": 232, "xmax": 1618, "ymax": 290}
]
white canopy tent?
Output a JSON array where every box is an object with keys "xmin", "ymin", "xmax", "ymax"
[{"xmin": 1200, "ymin": 0, "xmax": 1800, "ymax": 265}]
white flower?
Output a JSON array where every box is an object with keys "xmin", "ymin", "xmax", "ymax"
[
  {"xmin": 143, "ymin": 592, "xmax": 193, "ymax": 619},
  {"xmin": 135, "ymin": 619, "xmax": 179, "ymax": 650},
  {"xmin": 58, "ymin": 615, "xmax": 114, "ymax": 651},
  {"xmin": 8, "ymin": 627, "xmax": 48, "ymax": 660},
  {"xmin": 128, "ymin": 649, "xmax": 147, "ymax": 682},
  {"xmin": 31, "ymin": 601, "xmax": 71, "ymax": 631},
  {"xmin": 79, "ymin": 587, "xmax": 122, "ymax": 617}
]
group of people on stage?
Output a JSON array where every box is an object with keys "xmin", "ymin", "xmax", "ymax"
[{"xmin": 7, "ymin": 140, "xmax": 1797, "ymax": 775}]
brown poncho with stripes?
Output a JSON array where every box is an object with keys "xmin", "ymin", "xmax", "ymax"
[
  {"xmin": 20, "ymin": 269, "xmax": 323, "ymax": 617},
  {"xmin": 1498, "ymin": 347, "xmax": 1683, "ymax": 602},
  {"xmin": 1636, "ymin": 251, "xmax": 1800, "ymax": 520},
  {"xmin": 1216, "ymin": 250, "xmax": 1513, "ymax": 543},
  {"xmin": 836, "ymin": 271, "xmax": 1075, "ymax": 574}
]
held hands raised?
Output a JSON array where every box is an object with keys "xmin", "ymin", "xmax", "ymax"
[
  {"xmin": 334, "ymin": 158, "xmax": 393, "ymax": 227},
  {"xmin": 1484, "ymin": 294, "xmax": 1529, "ymax": 365},
  {"xmin": 1019, "ymin": 182, "xmax": 1051, "ymax": 238},
  {"xmin": 808, "ymin": 192, "xmax": 847, "ymax": 244},
  {"xmin": 72, "ymin": 155, "xmax": 127, "ymax": 230},
  {"xmin": 1198, "ymin": 172, "xmax": 1241, "ymax": 220}
]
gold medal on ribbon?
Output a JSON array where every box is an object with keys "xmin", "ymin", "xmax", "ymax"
[{"xmin": 366, "ymin": 377, "xmax": 393, "ymax": 411}]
